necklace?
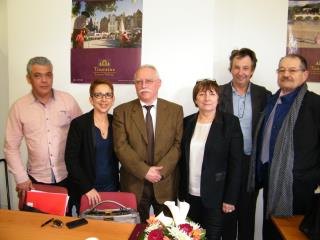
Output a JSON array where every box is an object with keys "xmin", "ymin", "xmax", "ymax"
[
  {"xmin": 232, "ymin": 82, "xmax": 250, "ymax": 119},
  {"xmin": 238, "ymin": 92, "xmax": 247, "ymax": 119},
  {"xmin": 94, "ymin": 117, "xmax": 109, "ymax": 139}
]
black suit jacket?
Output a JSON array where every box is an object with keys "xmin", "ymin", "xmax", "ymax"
[
  {"xmin": 247, "ymin": 90, "xmax": 320, "ymax": 215},
  {"xmin": 219, "ymin": 82, "xmax": 271, "ymax": 139},
  {"xmin": 179, "ymin": 111, "xmax": 243, "ymax": 209},
  {"xmin": 65, "ymin": 110, "xmax": 119, "ymax": 195}
]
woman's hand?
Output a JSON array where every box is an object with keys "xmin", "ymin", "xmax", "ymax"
[
  {"xmin": 222, "ymin": 202, "xmax": 235, "ymax": 213},
  {"xmin": 85, "ymin": 188, "xmax": 101, "ymax": 206}
]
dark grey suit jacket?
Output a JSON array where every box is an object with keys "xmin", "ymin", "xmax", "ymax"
[{"xmin": 219, "ymin": 82, "xmax": 271, "ymax": 140}]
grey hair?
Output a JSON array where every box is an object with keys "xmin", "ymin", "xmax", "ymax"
[
  {"xmin": 134, "ymin": 64, "xmax": 160, "ymax": 80},
  {"xmin": 26, "ymin": 56, "xmax": 53, "ymax": 75}
]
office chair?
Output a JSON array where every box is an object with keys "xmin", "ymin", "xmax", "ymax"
[
  {"xmin": 79, "ymin": 192, "xmax": 137, "ymax": 214},
  {"xmin": 0, "ymin": 158, "xmax": 11, "ymax": 209},
  {"xmin": 18, "ymin": 183, "xmax": 68, "ymax": 211}
]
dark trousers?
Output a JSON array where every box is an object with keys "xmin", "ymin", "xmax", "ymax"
[
  {"xmin": 188, "ymin": 194, "xmax": 223, "ymax": 240},
  {"xmin": 29, "ymin": 175, "xmax": 74, "ymax": 216},
  {"xmin": 138, "ymin": 181, "xmax": 169, "ymax": 223},
  {"xmin": 222, "ymin": 155, "xmax": 258, "ymax": 240}
]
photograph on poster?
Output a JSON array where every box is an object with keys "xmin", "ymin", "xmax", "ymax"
[
  {"xmin": 72, "ymin": 0, "xmax": 142, "ymax": 49},
  {"xmin": 287, "ymin": 0, "xmax": 320, "ymax": 81},
  {"xmin": 71, "ymin": 0, "xmax": 143, "ymax": 84}
]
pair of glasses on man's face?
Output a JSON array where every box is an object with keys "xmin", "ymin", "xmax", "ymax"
[
  {"xmin": 92, "ymin": 92, "xmax": 113, "ymax": 99},
  {"xmin": 134, "ymin": 79, "xmax": 157, "ymax": 85},
  {"xmin": 276, "ymin": 68, "xmax": 305, "ymax": 75}
]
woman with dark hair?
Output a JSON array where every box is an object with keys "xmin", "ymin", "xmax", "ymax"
[
  {"xmin": 179, "ymin": 79, "xmax": 243, "ymax": 240},
  {"xmin": 65, "ymin": 79, "xmax": 119, "ymax": 213}
]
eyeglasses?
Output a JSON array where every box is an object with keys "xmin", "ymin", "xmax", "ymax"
[
  {"xmin": 92, "ymin": 92, "xmax": 113, "ymax": 99},
  {"xmin": 134, "ymin": 79, "xmax": 157, "ymax": 85},
  {"xmin": 276, "ymin": 68, "xmax": 305, "ymax": 75}
]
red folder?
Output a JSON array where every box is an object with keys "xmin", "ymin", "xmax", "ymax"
[{"xmin": 25, "ymin": 190, "xmax": 69, "ymax": 216}]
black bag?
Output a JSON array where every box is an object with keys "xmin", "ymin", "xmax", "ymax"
[
  {"xmin": 80, "ymin": 200, "xmax": 140, "ymax": 224},
  {"xmin": 299, "ymin": 190, "xmax": 320, "ymax": 240}
]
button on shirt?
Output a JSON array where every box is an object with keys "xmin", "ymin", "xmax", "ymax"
[
  {"xmin": 232, "ymin": 84, "xmax": 253, "ymax": 155},
  {"xmin": 4, "ymin": 90, "xmax": 82, "ymax": 184}
]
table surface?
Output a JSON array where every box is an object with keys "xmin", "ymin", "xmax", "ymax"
[
  {"xmin": 271, "ymin": 215, "xmax": 308, "ymax": 240},
  {"xmin": 0, "ymin": 209, "xmax": 135, "ymax": 240}
]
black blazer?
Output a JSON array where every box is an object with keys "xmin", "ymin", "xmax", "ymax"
[
  {"xmin": 219, "ymin": 82, "xmax": 271, "ymax": 139},
  {"xmin": 65, "ymin": 110, "xmax": 119, "ymax": 195},
  {"xmin": 179, "ymin": 111, "xmax": 243, "ymax": 209},
  {"xmin": 248, "ymin": 90, "xmax": 320, "ymax": 213}
]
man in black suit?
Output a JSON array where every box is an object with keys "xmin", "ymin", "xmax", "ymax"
[
  {"xmin": 248, "ymin": 54, "xmax": 320, "ymax": 239},
  {"xmin": 220, "ymin": 48, "xmax": 271, "ymax": 240}
]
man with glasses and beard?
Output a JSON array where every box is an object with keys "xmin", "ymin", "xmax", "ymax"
[
  {"xmin": 248, "ymin": 54, "xmax": 320, "ymax": 239},
  {"xmin": 113, "ymin": 65, "xmax": 183, "ymax": 223}
]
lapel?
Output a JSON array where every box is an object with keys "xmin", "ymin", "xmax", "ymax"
[
  {"xmin": 86, "ymin": 110, "xmax": 96, "ymax": 169},
  {"xmin": 250, "ymin": 84, "xmax": 260, "ymax": 129},
  {"xmin": 154, "ymin": 99, "xmax": 171, "ymax": 152},
  {"xmin": 184, "ymin": 114, "xmax": 198, "ymax": 172},
  {"xmin": 184, "ymin": 112, "xmax": 222, "ymax": 169},
  {"xmin": 203, "ymin": 111, "xmax": 223, "ymax": 160},
  {"xmin": 130, "ymin": 99, "xmax": 148, "ymax": 143},
  {"xmin": 221, "ymin": 83, "xmax": 234, "ymax": 113}
]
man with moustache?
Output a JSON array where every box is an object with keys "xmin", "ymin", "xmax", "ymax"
[
  {"xmin": 220, "ymin": 48, "xmax": 271, "ymax": 240},
  {"xmin": 113, "ymin": 65, "xmax": 183, "ymax": 223},
  {"xmin": 4, "ymin": 56, "xmax": 82, "ymax": 206},
  {"xmin": 248, "ymin": 54, "xmax": 320, "ymax": 239}
]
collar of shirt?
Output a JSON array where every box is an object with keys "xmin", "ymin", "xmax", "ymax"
[
  {"xmin": 279, "ymin": 86, "xmax": 300, "ymax": 104},
  {"xmin": 139, "ymin": 99, "xmax": 157, "ymax": 130},
  {"xmin": 231, "ymin": 82, "xmax": 252, "ymax": 95},
  {"xmin": 268, "ymin": 86, "xmax": 301, "ymax": 107},
  {"xmin": 30, "ymin": 89, "xmax": 55, "ymax": 105}
]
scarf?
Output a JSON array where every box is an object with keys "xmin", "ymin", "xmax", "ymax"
[{"xmin": 267, "ymin": 83, "xmax": 307, "ymax": 217}]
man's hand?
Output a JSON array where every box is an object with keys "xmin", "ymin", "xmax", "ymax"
[
  {"xmin": 222, "ymin": 202, "xmax": 235, "ymax": 213},
  {"xmin": 145, "ymin": 166, "xmax": 163, "ymax": 183},
  {"xmin": 85, "ymin": 188, "xmax": 101, "ymax": 206},
  {"xmin": 16, "ymin": 179, "xmax": 33, "ymax": 199}
]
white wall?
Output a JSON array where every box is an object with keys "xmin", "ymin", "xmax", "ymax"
[{"xmin": 2, "ymin": 0, "xmax": 320, "ymax": 239}]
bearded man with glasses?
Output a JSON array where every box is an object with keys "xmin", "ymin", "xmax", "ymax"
[
  {"xmin": 113, "ymin": 65, "xmax": 183, "ymax": 223},
  {"xmin": 248, "ymin": 54, "xmax": 320, "ymax": 239}
]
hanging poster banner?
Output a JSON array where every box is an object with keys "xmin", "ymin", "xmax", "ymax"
[
  {"xmin": 287, "ymin": 0, "xmax": 320, "ymax": 82},
  {"xmin": 71, "ymin": 0, "xmax": 143, "ymax": 84}
]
